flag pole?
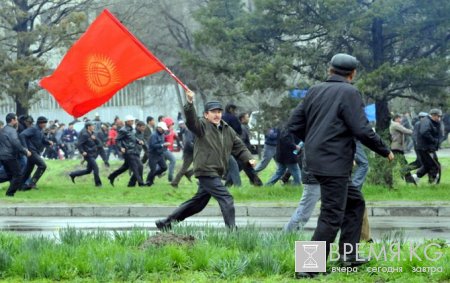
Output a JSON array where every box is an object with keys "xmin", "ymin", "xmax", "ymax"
[{"xmin": 103, "ymin": 9, "xmax": 191, "ymax": 92}]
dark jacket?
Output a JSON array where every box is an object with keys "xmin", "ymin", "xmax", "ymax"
[
  {"xmin": 288, "ymin": 74, "xmax": 390, "ymax": 177},
  {"xmin": 264, "ymin": 127, "xmax": 280, "ymax": 146},
  {"xmin": 184, "ymin": 102, "xmax": 252, "ymax": 178},
  {"xmin": 299, "ymin": 149, "xmax": 319, "ymax": 185},
  {"xmin": 181, "ymin": 127, "xmax": 195, "ymax": 154},
  {"xmin": 222, "ymin": 112, "xmax": 242, "ymax": 135},
  {"xmin": 274, "ymin": 129, "xmax": 299, "ymax": 165},
  {"xmin": 240, "ymin": 124, "xmax": 252, "ymax": 150},
  {"xmin": 116, "ymin": 125, "xmax": 141, "ymax": 156},
  {"xmin": 148, "ymin": 130, "xmax": 166, "ymax": 156},
  {"xmin": 19, "ymin": 125, "xmax": 50, "ymax": 154},
  {"xmin": 77, "ymin": 129, "xmax": 99, "ymax": 158},
  {"xmin": 416, "ymin": 116, "xmax": 440, "ymax": 152},
  {"xmin": 143, "ymin": 125, "xmax": 153, "ymax": 144},
  {"xmin": 0, "ymin": 125, "xmax": 28, "ymax": 160},
  {"xmin": 136, "ymin": 130, "xmax": 145, "ymax": 154}
]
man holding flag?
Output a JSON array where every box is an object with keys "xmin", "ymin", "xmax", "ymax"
[{"xmin": 155, "ymin": 90, "xmax": 256, "ymax": 230}]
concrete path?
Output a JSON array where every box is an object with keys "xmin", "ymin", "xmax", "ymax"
[{"xmin": 1, "ymin": 216, "xmax": 448, "ymax": 241}]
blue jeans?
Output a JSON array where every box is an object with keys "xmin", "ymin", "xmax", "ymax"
[
  {"xmin": 284, "ymin": 184, "xmax": 321, "ymax": 232},
  {"xmin": 254, "ymin": 144, "xmax": 276, "ymax": 173},
  {"xmin": 226, "ymin": 156, "xmax": 241, "ymax": 187},
  {"xmin": 265, "ymin": 162, "xmax": 301, "ymax": 185},
  {"xmin": 352, "ymin": 141, "xmax": 369, "ymax": 190},
  {"xmin": 163, "ymin": 150, "xmax": 176, "ymax": 182}
]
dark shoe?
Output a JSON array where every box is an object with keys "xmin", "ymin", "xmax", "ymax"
[
  {"xmin": 252, "ymin": 176, "xmax": 263, "ymax": 187},
  {"xmin": 69, "ymin": 174, "xmax": 76, "ymax": 184},
  {"xmin": 340, "ymin": 255, "xmax": 370, "ymax": 267},
  {"xmin": 104, "ymin": 162, "xmax": 110, "ymax": 168},
  {"xmin": 295, "ymin": 272, "xmax": 319, "ymax": 279},
  {"xmin": 155, "ymin": 219, "xmax": 172, "ymax": 231},
  {"xmin": 170, "ymin": 182, "xmax": 178, "ymax": 188},
  {"xmin": 138, "ymin": 183, "xmax": 146, "ymax": 187},
  {"xmin": 5, "ymin": 193, "xmax": 14, "ymax": 197},
  {"xmin": 145, "ymin": 182, "xmax": 153, "ymax": 187},
  {"xmin": 127, "ymin": 184, "xmax": 135, "ymax": 187},
  {"xmin": 405, "ymin": 174, "xmax": 417, "ymax": 185},
  {"xmin": 108, "ymin": 175, "xmax": 115, "ymax": 187}
]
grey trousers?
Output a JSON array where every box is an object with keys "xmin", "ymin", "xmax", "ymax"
[{"xmin": 167, "ymin": 176, "xmax": 235, "ymax": 228}]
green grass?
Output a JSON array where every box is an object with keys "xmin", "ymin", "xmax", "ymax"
[
  {"xmin": 0, "ymin": 157, "xmax": 449, "ymax": 205},
  {"xmin": 0, "ymin": 226, "xmax": 448, "ymax": 282}
]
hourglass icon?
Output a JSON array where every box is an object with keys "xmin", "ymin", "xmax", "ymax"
[{"xmin": 303, "ymin": 244, "xmax": 319, "ymax": 268}]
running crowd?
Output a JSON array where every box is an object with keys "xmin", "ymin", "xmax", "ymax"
[{"xmin": 0, "ymin": 98, "xmax": 448, "ymax": 196}]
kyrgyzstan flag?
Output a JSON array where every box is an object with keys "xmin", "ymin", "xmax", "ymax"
[{"xmin": 40, "ymin": 9, "xmax": 169, "ymax": 117}]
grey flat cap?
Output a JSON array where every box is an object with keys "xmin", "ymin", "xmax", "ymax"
[
  {"xmin": 330, "ymin": 53, "xmax": 359, "ymax": 71},
  {"xmin": 418, "ymin": 112, "xmax": 428, "ymax": 117},
  {"xmin": 429, "ymin": 109, "xmax": 442, "ymax": 116},
  {"xmin": 204, "ymin": 101, "xmax": 223, "ymax": 112}
]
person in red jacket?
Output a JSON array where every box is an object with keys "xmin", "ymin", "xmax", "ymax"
[
  {"xmin": 106, "ymin": 124, "xmax": 120, "ymax": 161},
  {"xmin": 161, "ymin": 117, "xmax": 177, "ymax": 182}
]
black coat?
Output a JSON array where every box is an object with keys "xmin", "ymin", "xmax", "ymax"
[
  {"xmin": 416, "ymin": 116, "xmax": 440, "ymax": 152},
  {"xmin": 222, "ymin": 112, "xmax": 242, "ymax": 135},
  {"xmin": 77, "ymin": 129, "xmax": 99, "ymax": 158},
  {"xmin": 288, "ymin": 74, "xmax": 390, "ymax": 177},
  {"xmin": 274, "ymin": 129, "xmax": 299, "ymax": 165},
  {"xmin": 19, "ymin": 125, "xmax": 50, "ymax": 154},
  {"xmin": 116, "ymin": 125, "xmax": 141, "ymax": 155},
  {"xmin": 0, "ymin": 125, "xmax": 28, "ymax": 160}
]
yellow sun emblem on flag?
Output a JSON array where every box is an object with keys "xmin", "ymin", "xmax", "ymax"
[{"xmin": 85, "ymin": 54, "xmax": 119, "ymax": 94}]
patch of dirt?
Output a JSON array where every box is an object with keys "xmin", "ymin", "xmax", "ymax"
[{"xmin": 140, "ymin": 232, "xmax": 196, "ymax": 249}]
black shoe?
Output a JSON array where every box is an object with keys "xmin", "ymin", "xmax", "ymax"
[
  {"xmin": 252, "ymin": 176, "xmax": 263, "ymax": 187},
  {"xmin": 108, "ymin": 175, "xmax": 114, "ymax": 186},
  {"xmin": 339, "ymin": 255, "xmax": 370, "ymax": 267},
  {"xmin": 155, "ymin": 219, "xmax": 172, "ymax": 231},
  {"xmin": 5, "ymin": 193, "xmax": 14, "ymax": 197},
  {"xmin": 295, "ymin": 272, "xmax": 319, "ymax": 279},
  {"xmin": 127, "ymin": 184, "xmax": 135, "ymax": 187},
  {"xmin": 138, "ymin": 183, "xmax": 146, "ymax": 187},
  {"xmin": 170, "ymin": 183, "xmax": 178, "ymax": 188},
  {"xmin": 145, "ymin": 182, "xmax": 153, "ymax": 187},
  {"xmin": 69, "ymin": 174, "xmax": 76, "ymax": 184}
]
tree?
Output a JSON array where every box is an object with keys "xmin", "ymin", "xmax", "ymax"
[
  {"xmin": 0, "ymin": 0, "xmax": 93, "ymax": 116},
  {"xmin": 186, "ymin": 0, "xmax": 449, "ymax": 187}
]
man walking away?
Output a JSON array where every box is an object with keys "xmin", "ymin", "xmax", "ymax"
[
  {"xmin": 170, "ymin": 121, "xmax": 194, "ymax": 188},
  {"xmin": 108, "ymin": 116, "xmax": 145, "ymax": 187},
  {"xmin": 19, "ymin": 116, "xmax": 53, "ymax": 190},
  {"xmin": 69, "ymin": 121, "xmax": 102, "ymax": 187},
  {"xmin": 412, "ymin": 109, "xmax": 442, "ymax": 184},
  {"xmin": 0, "ymin": 113, "xmax": 31, "ymax": 196},
  {"xmin": 156, "ymin": 91, "xmax": 255, "ymax": 230},
  {"xmin": 265, "ymin": 127, "xmax": 301, "ymax": 186},
  {"xmin": 389, "ymin": 114, "xmax": 415, "ymax": 184},
  {"xmin": 146, "ymin": 122, "xmax": 169, "ymax": 186},
  {"xmin": 254, "ymin": 126, "xmax": 280, "ymax": 173},
  {"xmin": 238, "ymin": 113, "xmax": 263, "ymax": 186},
  {"xmin": 407, "ymin": 112, "xmax": 428, "ymax": 172},
  {"xmin": 288, "ymin": 53, "xmax": 393, "ymax": 278}
]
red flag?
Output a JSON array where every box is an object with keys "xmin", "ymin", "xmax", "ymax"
[{"xmin": 40, "ymin": 9, "xmax": 186, "ymax": 118}]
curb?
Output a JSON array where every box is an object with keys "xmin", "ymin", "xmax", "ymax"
[{"xmin": 1, "ymin": 206, "xmax": 449, "ymax": 217}]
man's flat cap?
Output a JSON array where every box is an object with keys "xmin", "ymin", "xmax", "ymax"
[
  {"xmin": 85, "ymin": 121, "xmax": 94, "ymax": 128},
  {"xmin": 330, "ymin": 53, "xmax": 359, "ymax": 71},
  {"xmin": 429, "ymin": 109, "xmax": 442, "ymax": 116},
  {"xmin": 204, "ymin": 101, "xmax": 223, "ymax": 112}
]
